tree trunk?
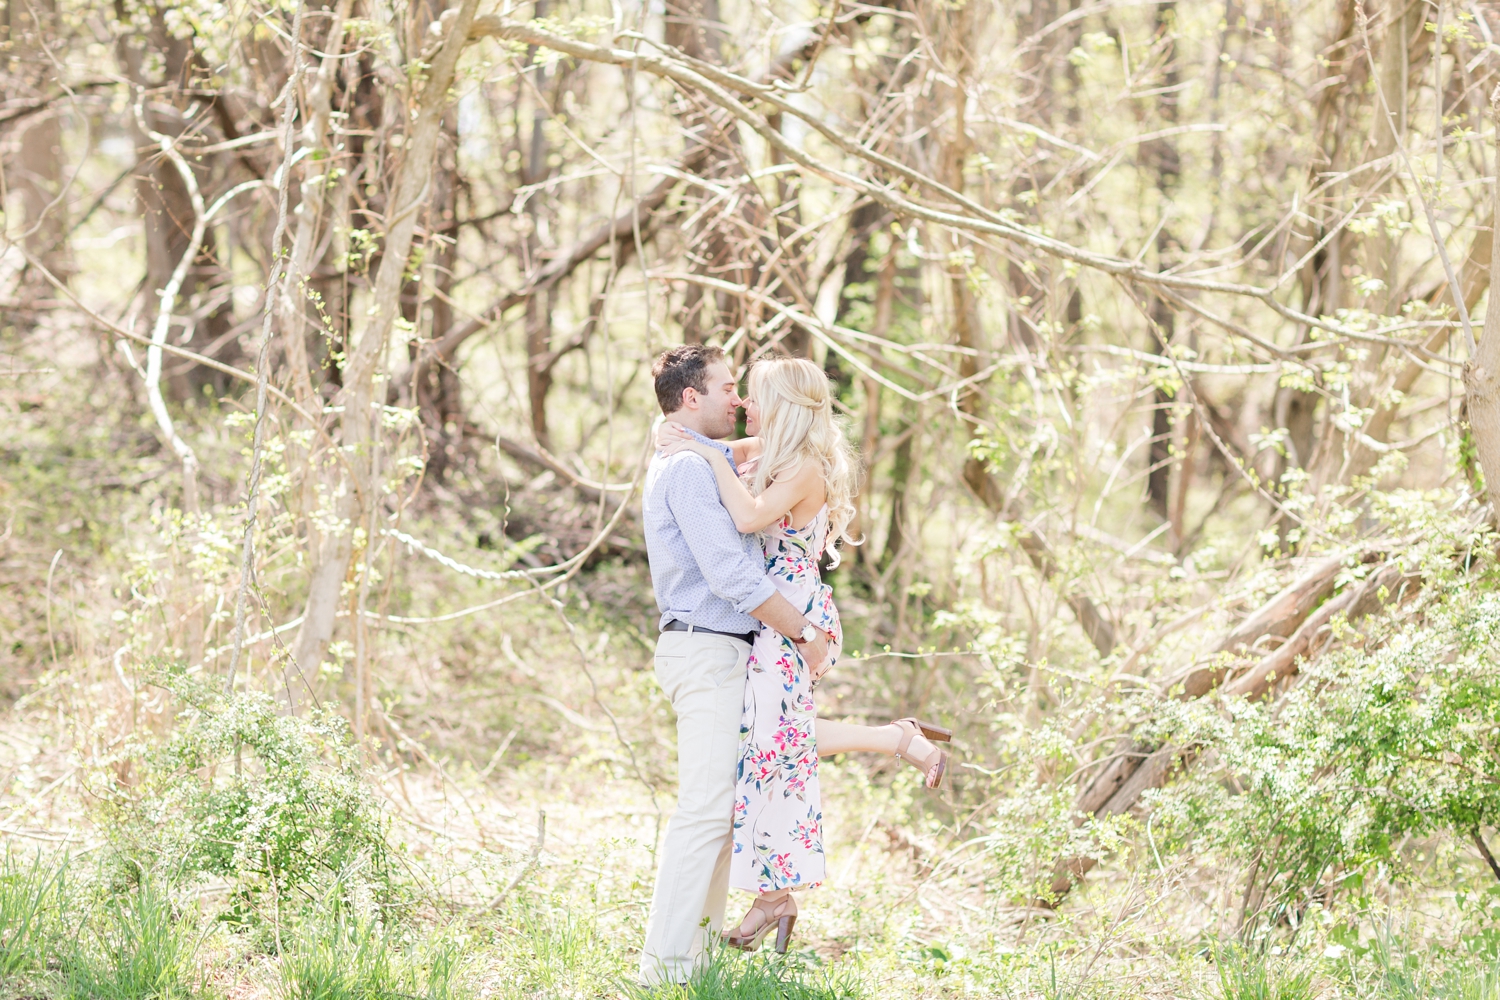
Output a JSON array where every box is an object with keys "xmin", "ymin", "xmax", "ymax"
[
  {"xmin": 1463, "ymin": 114, "xmax": 1500, "ymax": 504},
  {"xmin": 1311, "ymin": 0, "xmax": 1432, "ymax": 491},
  {"xmin": 525, "ymin": 286, "xmax": 556, "ymax": 448},
  {"xmin": 1144, "ymin": 3, "xmax": 1181, "ymax": 523},
  {"xmin": 521, "ymin": 1, "xmax": 558, "ymax": 447},
  {"xmin": 416, "ymin": 110, "xmax": 465, "ymax": 481},
  {"xmin": 114, "ymin": 1, "xmax": 242, "ymax": 401},
  {"xmin": 280, "ymin": 0, "xmax": 355, "ymax": 411},
  {"xmin": 1348, "ymin": 203, "xmax": 1495, "ymax": 480},
  {"xmin": 879, "ymin": 413, "xmax": 916, "ymax": 571},
  {"xmin": 15, "ymin": 115, "xmax": 70, "ymax": 285},
  {"xmin": 1146, "ymin": 299, "xmax": 1176, "ymax": 522},
  {"xmin": 8, "ymin": 0, "xmax": 73, "ymax": 306},
  {"xmin": 290, "ymin": 0, "xmax": 481, "ymax": 709},
  {"xmin": 1267, "ymin": 0, "xmax": 1359, "ymax": 538},
  {"xmin": 850, "ymin": 244, "xmax": 894, "ymax": 569}
]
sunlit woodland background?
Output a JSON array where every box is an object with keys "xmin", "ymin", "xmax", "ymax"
[{"xmin": 7, "ymin": 0, "xmax": 1500, "ymax": 994}]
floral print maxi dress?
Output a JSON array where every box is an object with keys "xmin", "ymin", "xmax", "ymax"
[{"xmin": 728, "ymin": 504, "xmax": 842, "ymax": 894}]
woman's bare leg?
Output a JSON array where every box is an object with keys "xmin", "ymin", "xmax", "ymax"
[
  {"xmin": 814, "ymin": 720, "xmax": 942, "ymax": 783},
  {"xmin": 814, "ymin": 719, "xmax": 904, "ymax": 755}
]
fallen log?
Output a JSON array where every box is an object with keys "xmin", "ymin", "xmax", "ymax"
[
  {"xmin": 1172, "ymin": 555, "xmax": 1347, "ymax": 699},
  {"xmin": 1041, "ymin": 553, "xmax": 1407, "ymax": 905},
  {"xmin": 1070, "ymin": 556, "xmax": 1352, "ymax": 822}
]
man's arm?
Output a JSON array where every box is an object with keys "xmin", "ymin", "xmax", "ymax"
[
  {"xmin": 664, "ymin": 455, "xmax": 779, "ymax": 613},
  {"xmin": 749, "ymin": 591, "xmax": 831, "ymax": 674},
  {"xmin": 664, "ymin": 457, "xmax": 831, "ymax": 670}
]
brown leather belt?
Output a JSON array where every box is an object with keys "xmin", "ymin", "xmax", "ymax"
[{"xmin": 662, "ymin": 620, "xmax": 756, "ymax": 645}]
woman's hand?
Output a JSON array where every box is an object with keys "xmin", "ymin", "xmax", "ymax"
[
  {"xmin": 661, "ymin": 437, "xmax": 724, "ymax": 464},
  {"xmin": 655, "ymin": 420, "xmax": 693, "ymax": 451}
]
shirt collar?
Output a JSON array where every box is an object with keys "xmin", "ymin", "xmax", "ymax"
[{"xmin": 685, "ymin": 427, "xmax": 737, "ymax": 474}]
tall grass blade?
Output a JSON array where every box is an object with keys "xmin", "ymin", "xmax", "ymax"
[
  {"xmin": 65, "ymin": 879, "xmax": 204, "ymax": 1000},
  {"xmin": 0, "ymin": 850, "xmax": 66, "ymax": 977}
]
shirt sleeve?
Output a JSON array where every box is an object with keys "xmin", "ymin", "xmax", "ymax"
[{"xmin": 663, "ymin": 455, "xmax": 778, "ymax": 614}]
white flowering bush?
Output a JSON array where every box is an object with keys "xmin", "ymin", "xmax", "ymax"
[{"xmin": 105, "ymin": 665, "xmax": 398, "ymax": 932}]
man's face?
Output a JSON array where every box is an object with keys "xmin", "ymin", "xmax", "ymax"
[{"xmin": 693, "ymin": 360, "xmax": 742, "ymax": 439}]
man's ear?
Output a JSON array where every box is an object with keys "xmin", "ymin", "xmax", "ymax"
[{"xmin": 679, "ymin": 386, "xmax": 699, "ymax": 411}]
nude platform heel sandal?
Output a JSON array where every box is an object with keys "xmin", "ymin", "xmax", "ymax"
[
  {"xmin": 893, "ymin": 719, "xmax": 949, "ymax": 789},
  {"xmin": 893, "ymin": 718, "xmax": 953, "ymax": 742},
  {"xmin": 723, "ymin": 894, "xmax": 798, "ymax": 954}
]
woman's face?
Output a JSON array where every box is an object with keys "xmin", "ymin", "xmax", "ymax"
[{"xmin": 744, "ymin": 391, "xmax": 762, "ymax": 436}]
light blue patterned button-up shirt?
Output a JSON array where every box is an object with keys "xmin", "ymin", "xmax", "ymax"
[{"xmin": 643, "ymin": 429, "xmax": 776, "ymax": 634}]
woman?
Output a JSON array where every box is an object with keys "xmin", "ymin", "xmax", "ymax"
[{"xmin": 658, "ymin": 357, "xmax": 951, "ymax": 955}]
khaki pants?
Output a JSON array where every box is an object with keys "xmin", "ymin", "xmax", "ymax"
[{"xmin": 638, "ymin": 630, "xmax": 751, "ymax": 986}]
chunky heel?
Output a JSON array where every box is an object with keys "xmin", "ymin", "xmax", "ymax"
[
  {"xmin": 725, "ymin": 894, "xmax": 798, "ymax": 953},
  {"xmin": 774, "ymin": 914, "xmax": 796, "ymax": 954}
]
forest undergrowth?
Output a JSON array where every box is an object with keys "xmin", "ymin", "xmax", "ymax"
[
  {"xmin": 1, "ymin": 697, "xmax": 1499, "ymax": 1000},
  {"xmin": 3, "ymin": 365, "xmax": 1500, "ymax": 999},
  {"xmin": 14, "ymin": 0, "xmax": 1500, "ymax": 991}
]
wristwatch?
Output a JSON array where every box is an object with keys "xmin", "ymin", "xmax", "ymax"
[{"xmin": 790, "ymin": 623, "xmax": 819, "ymax": 645}]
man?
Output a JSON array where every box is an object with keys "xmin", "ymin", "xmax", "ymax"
[{"xmin": 638, "ymin": 345, "xmax": 831, "ymax": 986}]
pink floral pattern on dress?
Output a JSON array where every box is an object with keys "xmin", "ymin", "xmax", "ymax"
[{"xmin": 729, "ymin": 504, "xmax": 842, "ymax": 893}]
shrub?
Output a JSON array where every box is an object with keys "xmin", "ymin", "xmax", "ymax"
[
  {"xmin": 1153, "ymin": 510, "xmax": 1500, "ymax": 935},
  {"xmin": 107, "ymin": 665, "xmax": 398, "ymax": 930}
]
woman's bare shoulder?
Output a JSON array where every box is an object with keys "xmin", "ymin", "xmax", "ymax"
[{"xmin": 777, "ymin": 459, "xmax": 827, "ymax": 499}]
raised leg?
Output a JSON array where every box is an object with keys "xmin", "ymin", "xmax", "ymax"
[
  {"xmin": 814, "ymin": 719, "xmax": 945, "ymax": 786},
  {"xmin": 814, "ymin": 719, "xmax": 904, "ymax": 754}
]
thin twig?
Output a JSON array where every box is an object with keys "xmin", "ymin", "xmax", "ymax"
[
  {"xmin": 1474, "ymin": 828, "xmax": 1500, "ymax": 882},
  {"xmin": 489, "ymin": 810, "xmax": 546, "ymax": 910},
  {"xmin": 227, "ymin": 0, "xmax": 310, "ymax": 695},
  {"xmin": 44, "ymin": 549, "xmax": 62, "ymax": 665}
]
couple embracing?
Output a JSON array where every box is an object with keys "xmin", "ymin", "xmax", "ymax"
[{"xmin": 638, "ymin": 345, "xmax": 953, "ymax": 986}]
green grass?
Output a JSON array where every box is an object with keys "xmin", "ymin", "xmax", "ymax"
[
  {"xmin": 485, "ymin": 900, "xmax": 631, "ymax": 997},
  {"xmin": 4, "ymin": 830, "xmax": 1499, "ymax": 1000},
  {"xmin": 663, "ymin": 948, "xmax": 863, "ymax": 1000},
  {"xmin": 0, "ymin": 850, "xmax": 66, "ymax": 977},
  {"xmin": 1362, "ymin": 936, "xmax": 1500, "ymax": 1000},
  {"xmin": 279, "ymin": 913, "xmax": 398, "ymax": 1000},
  {"xmin": 64, "ymin": 878, "xmax": 206, "ymax": 1000},
  {"xmin": 1214, "ymin": 947, "xmax": 1315, "ymax": 1000},
  {"xmin": 482, "ymin": 899, "xmax": 861, "ymax": 1000},
  {"xmin": 4, "ymin": 855, "xmax": 1500, "ymax": 1000},
  {"xmin": 278, "ymin": 905, "xmax": 469, "ymax": 1000},
  {"xmin": 1439, "ymin": 960, "xmax": 1500, "ymax": 1000}
]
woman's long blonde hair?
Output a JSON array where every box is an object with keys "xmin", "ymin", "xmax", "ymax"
[{"xmin": 747, "ymin": 358, "xmax": 859, "ymax": 566}]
